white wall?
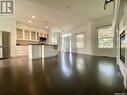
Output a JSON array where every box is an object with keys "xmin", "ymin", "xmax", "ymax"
[
  {"xmin": 69, "ymin": 23, "xmax": 91, "ymax": 55},
  {"xmin": 0, "ymin": 16, "xmax": 17, "ymax": 57},
  {"xmin": 63, "ymin": 16, "xmax": 117, "ymax": 57},
  {"xmin": 114, "ymin": 0, "xmax": 127, "ymax": 88},
  {"xmin": 91, "ymin": 16, "xmax": 117, "ymax": 57}
]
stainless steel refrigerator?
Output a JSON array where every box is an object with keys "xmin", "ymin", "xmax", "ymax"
[{"xmin": 0, "ymin": 31, "xmax": 10, "ymax": 59}]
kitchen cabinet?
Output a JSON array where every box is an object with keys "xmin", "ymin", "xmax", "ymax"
[
  {"xmin": 16, "ymin": 28, "xmax": 49, "ymax": 41},
  {"xmin": 24, "ymin": 30, "xmax": 30, "ymax": 40},
  {"xmin": 31, "ymin": 31, "xmax": 36, "ymax": 41},
  {"xmin": 17, "ymin": 29, "xmax": 23, "ymax": 40}
]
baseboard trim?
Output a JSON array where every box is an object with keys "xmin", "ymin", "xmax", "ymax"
[
  {"xmin": 59, "ymin": 52, "xmax": 117, "ymax": 58},
  {"xmin": 90, "ymin": 54, "xmax": 116, "ymax": 58}
]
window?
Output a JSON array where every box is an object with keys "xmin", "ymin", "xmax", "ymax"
[
  {"xmin": 76, "ymin": 33, "xmax": 84, "ymax": 48},
  {"xmin": 52, "ymin": 32, "xmax": 59, "ymax": 44},
  {"xmin": 98, "ymin": 26, "xmax": 114, "ymax": 48}
]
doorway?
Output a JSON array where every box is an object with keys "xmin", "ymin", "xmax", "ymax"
[{"xmin": 62, "ymin": 34, "xmax": 71, "ymax": 53}]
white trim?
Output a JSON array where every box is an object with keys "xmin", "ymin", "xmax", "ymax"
[{"xmin": 62, "ymin": 33, "xmax": 71, "ymax": 37}]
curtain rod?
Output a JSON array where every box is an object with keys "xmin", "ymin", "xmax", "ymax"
[{"xmin": 96, "ymin": 24, "xmax": 112, "ymax": 29}]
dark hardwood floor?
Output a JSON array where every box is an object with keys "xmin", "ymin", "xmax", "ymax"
[{"xmin": 0, "ymin": 53, "xmax": 126, "ymax": 95}]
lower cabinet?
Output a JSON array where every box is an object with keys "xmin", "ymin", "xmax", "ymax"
[{"xmin": 16, "ymin": 46, "xmax": 28, "ymax": 56}]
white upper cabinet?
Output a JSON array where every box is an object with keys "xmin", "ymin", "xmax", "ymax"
[
  {"xmin": 24, "ymin": 30, "xmax": 30, "ymax": 40},
  {"xmin": 16, "ymin": 28, "xmax": 49, "ymax": 41},
  {"xmin": 31, "ymin": 31, "xmax": 37, "ymax": 41},
  {"xmin": 16, "ymin": 29, "xmax": 23, "ymax": 40}
]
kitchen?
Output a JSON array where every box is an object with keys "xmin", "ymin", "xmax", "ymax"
[{"xmin": 0, "ymin": 21, "xmax": 58, "ymax": 59}]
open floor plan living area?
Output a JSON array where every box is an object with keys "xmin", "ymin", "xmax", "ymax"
[{"xmin": 0, "ymin": 0, "xmax": 127, "ymax": 95}]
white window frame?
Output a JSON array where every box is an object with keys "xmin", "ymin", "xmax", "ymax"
[
  {"xmin": 76, "ymin": 33, "xmax": 85, "ymax": 49},
  {"xmin": 97, "ymin": 25, "xmax": 114, "ymax": 48}
]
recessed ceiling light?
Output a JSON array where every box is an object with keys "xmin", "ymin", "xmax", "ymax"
[
  {"xmin": 28, "ymin": 20, "xmax": 31, "ymax": 23},
  {"xmin": 46, "ymin": 26, "xmax": 49, "ymax": 29},
  {"xmin": 32, "ymin": 16, "xmax": 36, "ymax": 19}
]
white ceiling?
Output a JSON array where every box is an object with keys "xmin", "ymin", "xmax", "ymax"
[{"xmin": 15, "ymin": 0, "xmax": 113, "ymax": 32}]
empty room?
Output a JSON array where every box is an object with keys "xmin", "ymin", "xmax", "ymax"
[{"xmin": 0, "ymin": 0, "xmax": 127, "ymax": 95}]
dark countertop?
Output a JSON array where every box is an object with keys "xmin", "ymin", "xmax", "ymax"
[
  {"xmin": 16, "ymin": 43, "xmax": 58, "ymax": 46},
  {"xmin": 28, "ymin": 43, "xmax": 58, "ymax": 46},
  {"xmin": 16, "ymin": 44, "xmax": 28, "ymax": 46}
]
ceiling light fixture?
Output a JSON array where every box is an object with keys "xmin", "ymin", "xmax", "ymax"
[
  {"xmin": 104, "ymin": 0, "xmax": 114, "ymax": 10},
  {"xmin": 28, "ymin": 20, "xmax": 31, "ymax": 23},
  {"xmin": 32, "ymin": 16, "xmax": 36, "ymax": 19}
]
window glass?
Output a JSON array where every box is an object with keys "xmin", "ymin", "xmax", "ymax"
[
  {"xmin": 98, "ymin": 26, "xmax": 114, "ymax": 48},
  {"xmin": 76, "ymin": 33, "xmax": 84, "ymax": 48}
]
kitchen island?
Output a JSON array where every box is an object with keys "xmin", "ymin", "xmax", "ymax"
[{"xmin": 28, "ymin": 43, "xmax": 58, "ymax": 59}]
